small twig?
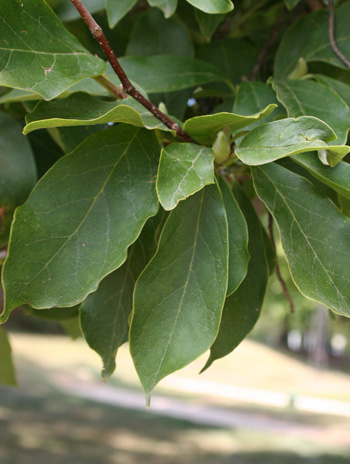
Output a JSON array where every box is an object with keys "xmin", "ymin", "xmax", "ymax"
[
  {"xmin": 328, "ymin": 0, "xmax": 350, "ymax": 68},
  {"xmin": 268, "ymin": 213, "xmax": 295, "ymax": 314},
  {"xmin": 70, "ymin": 0, "xmax": 195, "ymax": 143},
  {"xmin": 93, "ymin": 75, "xmax": 127, "ymax": 99},
  {"xmin": 251, "ymin": 6, "xmax": 288, "ymax": 81}
]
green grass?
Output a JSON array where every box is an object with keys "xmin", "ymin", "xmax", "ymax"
[{"xmin": 1, "ymin": 333, "xmax": 350, "ymax": 464}]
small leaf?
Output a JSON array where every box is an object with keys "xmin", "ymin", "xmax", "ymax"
[
  {"xmin": 147, "ymin": 0, "xmax": 178, "ymax": 18},
  {"xmin": 24, "ymin": 92, "xmax": 176, "ymax": 134},
  {"xmin": 106, "ymin": 0, "xmax": 138, "ymax": 28},
  {"xmin": 80, "ymin": 212, "xmax": 164, "ymax": 379},
  {"xmin": 157, "ymin": 143, "xmax": 214, "ymax": 210},
  {"xmin": 118, "ymin": 55, "xmax": 227, "ymax": 93},
  {"xmin": 0, "ymin": 0, "xmax": 105, "ymax": 100},
  {"xmin": 273, "ymin": 79, "xmax": 350, "ymax": 145},
  {"xmin": 202, "ymin": 184, "xmax": 268, "ymax": 371},
  {"xmin": 0, "ymin": 327, "xmax": 16, "ymax": 386},
  {"xmin": 130, "ymin": 183, "xmax": 228, "ymax": 401},
  {"xmin": 0, "ymin": 112, "xmax": 37, "ymax": 246},
  {"xmin": 1, "ymin": 125, "xmax": 159, "ymax": 322},
  {"xmin": 183, "ymin": 105, "xmax": 276, "ymax": 145},
  {"xmin": 236, "ymin": 116, "xmax": 350, "ymax": 166},
  {"xmin": 185, "ymin": 0, "xmax": 233, "ymax": 14},
  {"xmin": 194, "ymin": 9, "xmax": 225, "ymax": 41},
  {"xmin": 252, "ymin": 163, "xmax": 350, "ymax": 318},
  {"xmin": 218, "ymin": 178, "xmax": 249, "ymax": 296},
  {"xmin": 293, "ymin": 153, "xmax": 350, "ymax": 200},
  {"xmin": 284, "ymin": 0, "xmax": 301, "ymax": 10}
]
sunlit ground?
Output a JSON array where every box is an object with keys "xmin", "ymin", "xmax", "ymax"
[{"xmin": 1, "ymin": 333, "xmax": 350, "ymax": 464}]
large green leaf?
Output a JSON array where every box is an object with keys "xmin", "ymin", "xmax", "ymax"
[
  {"xmin": 233, "ymin": 81, "xmax": 281, "ymax": 129},
  {"xmin": 185, "ymin": 0, "xmax": 233, "ymax": 14},
  {"xmin": 274, "ymin": 3, "xmax": 350, "ymax": 78},
  {"xmin": 130, "ymin": 183, "xmax": 228, "ymax": 402},
  {"xmin": 252, "ymin": 163, "xmax": 350, "ymax": 318},
  {"xmin": 80, "ymin": 212, "xmax": 164, "ymax": 379},
  {"xmin": 157, "ymin": 143, "xmax": 214, "ymax": 210},
  {"xmin": 1, "ymin": 125, "xmax": 160, "ymax": 322},
  {"xmin": 127, "ymin": 8, "xmax": 192, "ymax": 57},
  {"xmin": 313, "ymin": 74, "xmax": 350, "ymax": 108},
  {"xmin": 0, "ymin": 112, "xmax": 37, "ymax": 246},
  {"xmin": 0, "ymin": 327, "xmax": 16, "ymax": 386},
  {"xmin": 183, "ymin": 105, "xmax": 276, "ymax": 145},
  {"xmin": 147, "ymin": 0, "xmax": 178, "ymax": 18},
  {"xmin": 236, "ymin": 117, "xmax": 350, "ymax": 166},
  {"xmin": 292, "ymin": 153, "xmax": 350, "ymax": 200},
  {"xmin": 23, "ymin": 92, "xmax": 175, "ymax": 134},
  {"xmin": 218, "ymin": 178, "xmax": 249, "ymax": 296},
  {"xmin": 202, "ymin": 184, "xmax": 268, "ymax": 371},
  {"xmin": 273, "ymin": 79, "xmax": 350, "ymax": 145},
  {"xmin": 106, "ymin": 0, "xmax": 138, "ymax": 28},
  {"xmin": 118, "ymin": 55, "xmax": 228, "ymax": 93},
  {"xmin": 0, "ymin": 0, "xmax": 105, "ymax": 100}
]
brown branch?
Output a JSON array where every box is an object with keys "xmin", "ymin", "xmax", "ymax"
[
  {"xmin": 328, "ymin": 0, "xmax": 350, "ymax": 68},
  {"xmin": 70, "ymin": 0, "xmax": 195, "ymax": 143},
  {"xmin": 268, "ymin": 213, "xmax": 295, "ymax": 314},
  {"xmin": 251, "ymin": 6, "xmax": 288, "ymax": 81}
]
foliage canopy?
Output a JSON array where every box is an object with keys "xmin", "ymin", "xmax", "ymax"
[{"xmin": 1, "ymin": 0, "xmax": 350, "ymax": 402}]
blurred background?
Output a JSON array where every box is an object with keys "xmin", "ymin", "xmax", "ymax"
[{"xmin": 1, "ymin": 253, "xmax": 350, "ymax": 464}]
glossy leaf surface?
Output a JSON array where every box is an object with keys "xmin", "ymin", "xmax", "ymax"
[
  {"xmin": 185, "ymin": 0, "xmax": 233, "ymax": 14},
  {"xmin": 218, "ymin": 178, "xmax": 249, "ymax": 296},
  {"xmin": 24, "ymin": 93, "xmax": 175, "ymax": 134},
  {"xmin": 183, "ymin": 105, "xmax": 276, "ymax": 145},
  {"xmin": 130, "ymin": 184, "xmax": 228, "ymax": 401},
  {"xmin": 0, "ymin": 0, "xmax": 105, "ymax": 99},
  {"xmin": 273, "ymin": 79, "xmax": 350, "ymax": 145},
  {"xmin": 1, "ymin": 125, "xmax": 159, "ymax": 321},
  {"xmin": 253, "ymin": 163, "xmax": 350, "ymax": 317},
  {"xmin": 202, "ymin": 184, "xmax": 268, "ymax": 371},
  {"xmin": 236, "ymin": 117, "xmax": 349, "ymax": 166},
  {"xmin": 157, "ymin": 143, "xmax": 214, "ymax": 210}
]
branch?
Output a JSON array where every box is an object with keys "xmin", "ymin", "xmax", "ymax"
[
  {"xmin": 250, "ymin": 6, "xmax": 288, "ymax": 81},
  {"xmin": 268, "ymin": 213, "xmax": 295, "ymax": 314},
  {"xmin": 328, "ymin": 0, "xmax": 350, "ymax": 68},
  {"xmin": 70, "ymin": 0, "xmax": 195, "ymax": 143}
]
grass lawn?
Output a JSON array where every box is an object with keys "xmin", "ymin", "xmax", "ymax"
[{"xmin": 1, "ymin": 333, "xmax": 349, "ymax": 464}]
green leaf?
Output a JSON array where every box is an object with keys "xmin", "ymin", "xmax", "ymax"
[
  {"xmin": 183, "ymin": 105, "xmax": 276, "ymax": 145},
  {"xmin": 273, "ymin": 79, "xmax": 350, "ymax": 145},
  {"xmin": 284, "ymin": 0, "xmax": 301, "ymax": 10},
  {"xmin": 157, "ymin": 143, "xmax": 214, "ymax": 211},
  {"xmin": 313, "ymin": 74, "xmax": 350, "ymax": 108},
  {"xmin": 106, "ymin": 0, "xmax": 138, "ymax": 28},
  {"xmin": 147, "ymin": 0, "xmax": 178, "ymax": 18},
  {"xmin": 185, "ymin": 0, "xmax": 233, "ymax": 14},
  {"xmin": 1, "ymin": 125, "xmax": 160, "ymax": 322},
  {"xmin": 23, "ymin": 92, "xmax": 176, "ymax": 135},
  {"xmin": 292, "ymin": 153, "xmax": 350, "ymax": 200},
  {"xmin": 236, "ymin": 117, "xmax": 350, "ymax": 166},
  {"xmin": 233, "ymin": 81, "xmax": 281, "ymax": 128},
  {"xmin": 130, "ymin": 183, "xmax": 228, "ymax": 402},
  {"xmin": 24, "ymin": 305, "xmax": 79, "ymax": 320},
  {"xmin": 252, "ymin": 163, "xmax": 350, "ymax": 318},
  {"xmin": 0, "ymin": 112, "xmax": 37, "ymax": 246},
  {"xmin": 80, "ymin": 212, "xmax": 164, "ymax": 379},
  {"xmin": 118, "ymin": 55, "xmax": 227, "ymax": 93},
  {"xmin": 202, "ymin": 184, "xmax": 268, "ymax": 371},
  {"xmin": 0, "ymin": 0, "xmax": 105, "ymax": 100},
  {"xmin": 194, "ymin": 9, "xmax": 225, "ymax": 42},
  {"xmin": 0, "ymin": 327, "xmax": 16, "ymax": 386},
  {"xmin": 274, "ymin": 3, "xmax": 350, "ymax": 78},
  {"xmin": 60, "ymin": 316, "xmax": 81, "ymax": 340},
  {"xmin": 54, "ymin": 0, "xmax": 105, "ymax": 22},
  {"xmin": 218, "ymin": 178, "xmax": 249, "ymax": 296},
  {"xmin": 127, "ymin": 8, "xmax": 192, "ymax": 57}
]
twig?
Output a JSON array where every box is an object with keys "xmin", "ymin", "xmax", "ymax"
[
  {"xmin": 93, "ymin": 75, "xmax": 127, "ymax": 99},
  {"xmin": 251, "ymin": 6, "xmax": 288, "ymax": 81},
  {"xmin": 70, "ymin": 0, "xmax": 195, "ymax": 143},
  {"xmin": 268, "ymin": 213, "xmax": 295, "ymax": 314},
  {"xmin": 328, "ymin": 0, "xmax": 350, "ymax": 68}
]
